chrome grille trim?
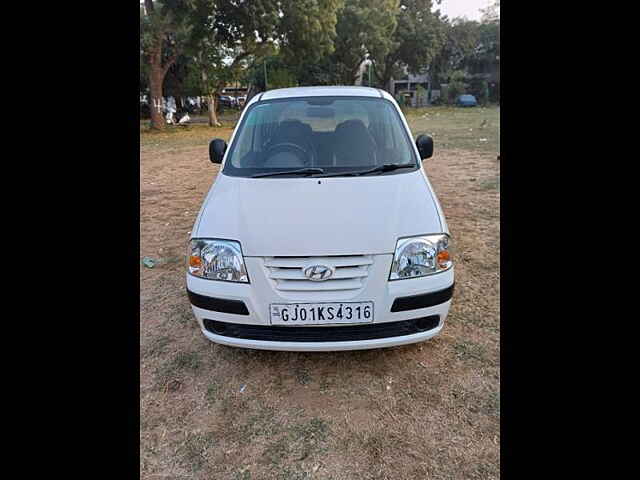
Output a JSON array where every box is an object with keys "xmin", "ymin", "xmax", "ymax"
[
  {"xmin": 263, "ymin": 255, "xmax": 372, "ymax": 292},
  {"xmin": 264, "ymin": 256, "xmax": 373, "ymax": 268}
]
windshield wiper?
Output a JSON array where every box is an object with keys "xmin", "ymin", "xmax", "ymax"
[
  {"xmin": 317, "ymin": 163, "xmax": 416, "ymax": 178},
  {"xmin": 251, "ymin": 168, "xmax": 325, "ymax": 178}
]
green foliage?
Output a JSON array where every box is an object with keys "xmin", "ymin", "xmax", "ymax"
[
  {"xmin": 446, "ymin": 70, "xmax": 467, "ymax": 103},
  {"xmin": 430, "ymin": 18, "xmax": 479, "ymax": 87},
  {"xmin": 243, "ymin": 55, "xmax": 292, "ymax": 90},
  {"xmin": 139, "ymin": 0, "xmax": 499, "ymax": 103},
  {"xmin": 297, "ymin": 56, "xmax": 342, "ymax": 85},
  {"xmin": 181, "ymin": 0, "xmax": 343, "ymax": 97},
  {"xmin": 191, "ymin": 0, "xmax": 280, "ymax": 94},
  {"xmin": 369, "ymin": 0, "xmax": 445, "ymax": 89},
  {"xmin": 266, "ymin": 69, "xmax": 297, "ymax": 89},
  {"xmin": 429, "ymin": 6, "xmax": 499, "ymax": 91},
  {"xmin": 466, "ymin": 21, "xmax": 500, "ymax": 77},
  {"xmin": 391, "ymin": 0, "xmax": 444, "ymax": 75},
  {"xmin": 327, "ymin": 0, "xmax": 398, "ymax": 85},
  {"xmin": 315, "ymin": 0, "xmax": 446, "ymax": 88},
  {"xmin": 140, "ymin": 1, "xmax": 195, "ymax": 71},
  {"xmin": 415, "ymin": 84, "xmax": 428, "ymax": 106},
  {"xmin": 468, "ymin": 77, "xmax": 488, "ymax": 104},
  {"xmin": 278, "ymin": 0, "xmax": 344, "ymax": 66},
  {"xmin": 164, "ymin": 54, "xmax": 201, "ymax": 97}
]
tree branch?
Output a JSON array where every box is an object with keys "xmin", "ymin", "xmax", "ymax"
[
  {"xmin": 162, "ymin": 49, "xmax": 181, "ymax": 76},
  {"xmin": 228, "ymin": 50, "xmax": 252, "ymax": 71}
]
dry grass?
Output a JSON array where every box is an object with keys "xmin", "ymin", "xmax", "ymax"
[{"xmin": 140, "ymin": 106, "xmax": 500, "ymax": 479}]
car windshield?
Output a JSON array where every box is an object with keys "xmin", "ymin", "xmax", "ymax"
[{"xmin": 222, "ymin": 96, "xmax": 419, "ymax": 177}]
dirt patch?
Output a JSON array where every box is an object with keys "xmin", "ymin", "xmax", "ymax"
[{"xmin": 140, "ymin": 112, "xmax": 500, "ymax": 479}]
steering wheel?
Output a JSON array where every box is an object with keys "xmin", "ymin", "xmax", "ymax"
[{"xmin": 264, "ymin": 142, "xmax": 314, "ymax": 167}]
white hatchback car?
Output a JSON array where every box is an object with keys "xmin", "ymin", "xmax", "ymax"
[{"xmin": 187, "ymin": 86, "xmax": 454, "ymax": 351}]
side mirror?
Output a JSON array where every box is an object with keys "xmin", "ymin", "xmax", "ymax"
[
  {"xmin": 209, "ymin": 138, "xmax": 227, "ymax": 164},
  {"xmin": 416, "ymin": 134, "xmax": 434, "ymax": 160}
]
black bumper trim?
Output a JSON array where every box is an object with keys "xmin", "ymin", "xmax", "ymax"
[
  {"xmin": 187, "ymin": 290, "xmax": 249, "ymax": 315},
  {"xmin": 390, "ymin": 283, "xmax": 455, "ymax": 312},
  {"xmin": 203, "ymin": 316, "xmax": 440, "ymax": 342}
]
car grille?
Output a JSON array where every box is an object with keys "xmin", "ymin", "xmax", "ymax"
[
  {"xmin": 263, "ymin": 255, "xmax": 373, "ymax": 292},
  {"xmin": 203, "ymin": 316, "xmax": 440, "ymax": 342}
]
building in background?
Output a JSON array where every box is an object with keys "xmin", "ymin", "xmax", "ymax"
[
  {"xmin": 355, "ymin": 60, "xmax": 433, "ymax": 107},
  {"xmin": 387, "ymin": 71, "xmax": 431, "ymax": 107}
]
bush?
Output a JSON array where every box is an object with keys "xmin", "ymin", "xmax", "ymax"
[
  {"xmin": 267, "ymin": 68, "xmax": 297, "ymax": 89},
  {"xmin": 447, "ymin": 81, "xmax": 465, "ymax": 103},
  {"xmin": 469, "ymin": 77, "xmax": 489, "ymax": 104},
  {"xmin": 446, "ymin": 70, "xmax": 468, "ymax": 104},
  {"xmin": 415, "ymin": 85, "xmax": 428, "ymax": 107}
]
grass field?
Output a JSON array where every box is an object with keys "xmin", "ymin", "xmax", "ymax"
[{"xmin": 140, "ymin": 105, "xmax": 500, "ymax": 479}]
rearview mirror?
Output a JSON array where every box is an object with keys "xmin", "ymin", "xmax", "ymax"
[
  {"xmin": 209, "ymin": 138, "xmax": 227, "ymax": 164},
  {"xmin": 416, "ymin": 134, "xmax": 433, "ymax": 159},
  {"xmin": 306, "ymin": 107, "xmax": 335, "ymax": 118}
]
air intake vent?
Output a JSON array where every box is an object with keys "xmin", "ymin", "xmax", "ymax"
[{"xmin": 203, "ymin": 316, "xmax": 440, "ymax": 342}]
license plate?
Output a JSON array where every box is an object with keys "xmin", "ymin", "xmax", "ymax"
[{"xmin": 270, "ymin": 302, "xmax": 374, "ymax": 326}]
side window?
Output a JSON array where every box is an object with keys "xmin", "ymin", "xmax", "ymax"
[
  {"xmin": 234, "ymin": 112, "xmax": 257, "ymax": 163},
  {"xmin": 232, "ymin": 104, "xmax": 271, "ymax": 166},
  {"xmin": 387, "ymin": 107, "xmax": 413, "ymax": 162}
]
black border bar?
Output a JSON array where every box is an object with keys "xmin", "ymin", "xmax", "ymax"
[
  {"xmin": 187, "ymin": 290, "xmax": 250, "ymax": 315},
  {"xmin": 390, "ymin": 284, "xmax": 455, "ymax": 312}
]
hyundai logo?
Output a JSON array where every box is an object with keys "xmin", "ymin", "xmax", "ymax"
[{"xmin": 303, "ymin": 264, "xmax": 334, "ymax": 281}]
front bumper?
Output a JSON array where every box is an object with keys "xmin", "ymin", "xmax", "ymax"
[
  {"xmin": 200, "ymin": 322, "xmax": 446, "ymax": 351},
  {"xmin": 186, "ymin": 255, "xmax": 454, "ymax": 351}
]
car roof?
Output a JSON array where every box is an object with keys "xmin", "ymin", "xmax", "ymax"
[{"xmin": 259, "ymin": 86, "xmax": 391, "ymax": 101}]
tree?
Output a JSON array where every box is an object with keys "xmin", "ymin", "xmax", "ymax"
[
  {"xmin": 140, "ymin": 0, "xmax": 194, "ymax": 130},
  {"xmin": 446, "ymin": 69, "xmax": 467, "ymax": 103},
  {"xmin": 465, "ymin": 21, "xmax": 499, "ymax": 76},
  {"xmin": 369, "ymin": 0, "xmax": 445, "ymax": 90},
  {"xmin": 243, "ymin": 54, "xmax": 300, "ymax": 90},
  {"xmin": 184, "ymin": 0, "xmax": 343, "ymax": 126},
  {"xmin": 278, "ymin": 0, "xmax": 344, "ymax": 67},
  {"xmin": 480, "ymin": 0, "xmax": 500, "ymax": 24},
  {"xmin": 295, "ymin": 56, "xmax": 341, "ymax": 85},
  {"xmin": 164, "ymin": 54, "xmax": 202, "ymax": 103},
  {"xmin": 286, "ymin": 0, "xmax": 443, "ymax": 89},
  {"xmin": 187, "ymin": 1, "xmax": 279, "ymax": 126},
  {"xmin": 428, "ymin": 17, "xmax": 480, "ymax": 87},
  {"xmin": 190, "ymin": 42, "xmax": 256, "ymax": 126},
  {"xmin": 333, "ymin": 0, "xmax": 398, "ymax": 84}
]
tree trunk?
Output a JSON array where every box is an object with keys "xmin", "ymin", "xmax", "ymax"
[
  {"xmin": 144, "ymin": 1, "xmax": 182, "ymax": 130},
  {"xmin": 378, "ymin": 68, "xmax": 394, "ymax": 93},
  {"xmin": 207, "ymin": 93, "xmax": 221, "ymax": 127},
  {"xmin": 149, "ymin": 62, "xmax": 165, "ymax": 130}
]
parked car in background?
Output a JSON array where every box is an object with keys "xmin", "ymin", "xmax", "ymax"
[
  {"xmin": 187, "ymin": 86, "xmax": 454, "ymax": 351},
  {"xmin": 218, "ymin": 95, "xmax": 236, "ymax": 109},
  {"xmin": 456, "ymin": 94, "xmax": 478, "ymax": 107}
]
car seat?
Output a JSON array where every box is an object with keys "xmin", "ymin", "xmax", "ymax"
[
  {"xmin": 333, "ymin": 119, "xmax": 377, "ymax": 167},
  {"xmin": 263, "ymin": 119, "xmax": 315, "ymax": 167}
]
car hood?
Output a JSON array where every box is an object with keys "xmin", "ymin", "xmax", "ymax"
[{"xmin": 194, "ymin": 169, "xmax": 444, "ymax": 256}]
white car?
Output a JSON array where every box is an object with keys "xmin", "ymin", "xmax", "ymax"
[{"xmin": 187, "ymin": 86, "xmax": 454, "ymax": 351}]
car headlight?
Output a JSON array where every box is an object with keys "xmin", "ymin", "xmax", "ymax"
[
  {"xmin": 389, "ymin": 234, "xmax": 452, "ymax": 280},
  {"xmin": 188, "ymin": 239, "xmax": 249, "ymax": 283}
]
